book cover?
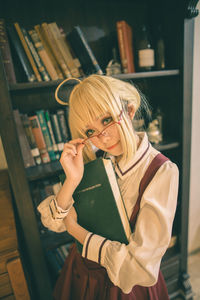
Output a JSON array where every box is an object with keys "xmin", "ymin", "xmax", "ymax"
[
  {"xmin": 7, "ymin": 25, "xmax": 36, "ymax": 82},
  {"xmin": 45, "ymin": 110, "xmax": 60, "ymax": 159},
  {"xmin": 48, "ymin": 22, "xmax": 80, "ymax": 78},
  {"xmin": 13, "ymin": 109, "xmax": 36, "ymax": 168},
  {"xmin": 59, "ymin": 158, "xmax": 131, "ymax": 253},
  {"xmin": 21, "ymin": 113, "xmax": 42, "ymax": 165},
  {"xmin": 116, "ymin": 20, "xmax": 135, "ymax": 74},
  {"xmin": 29, "ymin": 115, "xmax": 50, "ymax": 164},
  {"xmin": 56, "ymin": 109, "xmax": 70, "ymax": 142},
  {"xmin": 67, "ymin": 25, "xmax": 103, "ymax": 75},
  {"xmin": 36, "ymin": 109, "xmax": 57, "ymax": 161},
  {"xmin": 14, "ymin": 22, "xmax": 42, "ymax": 82},
  {"xmin": 0, "ymin": 19, "xmax": 16, "ymax": 84},
  {"xmin": 21, "ymin": 27, "xmax": 50, "ymax": 82},
  {"xmin": 50, "ymin": 113, "xmax": 64, "ymax": 152},
  {"xmin": 41, "ymin": 22, "xmax": 71, "ymax": 79},
  {"xmin": 29, "ymin": 28, "xmax": 59, "ymax": 81}
]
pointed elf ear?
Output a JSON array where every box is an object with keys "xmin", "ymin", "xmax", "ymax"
[
  {"xmin": 55, "ymin": 78, "xmax": 81, "ymax": 105},
  {"xmin": 127, "ymin": 103, "xmax": 135, "ymax": 120}
]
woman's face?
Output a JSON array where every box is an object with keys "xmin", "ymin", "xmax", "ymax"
[{"xmin": 84, "ymin": 112, "xmax": 123, "ymax": 157}]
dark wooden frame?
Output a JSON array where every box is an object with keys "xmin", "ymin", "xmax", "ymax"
[{"xmin": 0, "ymin": 1, "xmax": 198, "ymax": 299}]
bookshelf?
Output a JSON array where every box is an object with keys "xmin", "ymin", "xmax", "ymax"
[{"xmin": 0, "ymin": 0, "xmax": 198, "ymax": 299}]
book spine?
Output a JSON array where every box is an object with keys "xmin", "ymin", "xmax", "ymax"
[
  {"xmin": 116, "ymin": 21, "xmax": 128, "ymax": 73},
  {"xmin": 29, "ymin": 115, "xmax": 50, "ymax": 164},
  {"xmin": 7, "ymin": 25, "xmax": 36, "ymax": 82},
  {"xmin": 124, "ymin": 21, "xmax": 135, "ymax": 73},
  {"xmin": 35, "ymin": 24, "xmax": 63, "ymax": 79},
  {"xmin": 21, "ymin": 27, "xmax": 50, "ymax": 81},
  {"xmin": 56, "ymin": 109, "xmax": 70, "ymax": 142},
  {"xmin": 45, "ymin": 110, "xmax": 60, "ymax": 159},
  {"xmin": 0, "ymin": 19, "xmax": 16, "ymax": 83},
  {"xmin": 21, "ymin": 113, "xmax": 42, "ymax": 165},
  {"xmin": 49, "ymin": 22, "xmax": 80, "ymax": 78},
  {"xmin": 67, "ymin": 26, "xmax": 103, "ymax": 75},
  {"xmin": 29, "ymin": 28, "xmax": 59, "ymax": 81},
  {"xmin": 13, "ymin": 109, "xmax": 36, "ymax": 168},
  {"xmin": 50, "ymin": 113, "xmax": 64, "ymax": 152},
  {"xmin": 14, "ymin": 22, "xmax": 42, "ymax": 82},
  {"xmin": 41, "ymin": 22, "xmax": 72, "ymax": 78},
  {"xmin": 36, "ymin": 110, "xmax": 57, "ymax": 161}
]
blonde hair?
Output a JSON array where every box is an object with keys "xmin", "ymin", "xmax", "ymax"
[{"xmin": 68, "ymin": 74, "xmax": 141, "ymax": 163}]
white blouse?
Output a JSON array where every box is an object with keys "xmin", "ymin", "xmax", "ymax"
[{"xmin": 37, "ymin": 132, "xmax": 179, "ymax": 293}]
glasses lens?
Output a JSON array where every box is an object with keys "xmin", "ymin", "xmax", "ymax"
[
  {"xmin": 86, "ymin": 122, "xmax": 116, "ymax": 143},
  {"xmin": 55, "ymin": 78, "xmax": 81, "ymax": 105}
]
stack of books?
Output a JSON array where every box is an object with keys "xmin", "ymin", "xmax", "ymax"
[
  {"xmin": 0, "ymin": 19, "xmax": 103, "ymax": 83},
  {"xmin": 13, "ymin": 108, "xmax": 71, "ymax": 168}
]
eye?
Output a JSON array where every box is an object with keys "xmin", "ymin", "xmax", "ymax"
[
  {"xmin": 102, "ymin": 116, "xmax": 113, "ymax": 126},
  {"xmin": 85, "ymin": 129, "xmax": 95, "ymax": 138}
]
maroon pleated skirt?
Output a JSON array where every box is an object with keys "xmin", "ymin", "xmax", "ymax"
[{"xmin": 53, "ymin": 243, "xmax": 169, "ymax": 300}]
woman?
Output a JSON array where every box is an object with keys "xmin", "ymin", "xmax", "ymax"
[{"xmin": 38, "ymin": 74, "xmax": 179, "ymax": 299}]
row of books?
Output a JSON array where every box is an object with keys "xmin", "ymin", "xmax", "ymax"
[
  {"xmin": 0, "ymin": 19, "xmax": 103, "ymax": 84},
  {"xmin": 13, "ymin": 108, "xmax": 70, "ymax": 168}
]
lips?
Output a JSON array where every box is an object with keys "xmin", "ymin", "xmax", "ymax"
[{"xmin": 106, "ymin": 141, "xmax": 119, "ymax": 150}]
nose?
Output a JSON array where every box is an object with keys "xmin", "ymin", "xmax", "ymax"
[{"xmin": 98, "ymin": 131, "xmax": 111, "ymax": 142}]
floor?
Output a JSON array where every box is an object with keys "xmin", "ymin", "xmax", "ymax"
[{"xmin": 188, "ymin": 250, "xmax": 200, "ymax": 300}]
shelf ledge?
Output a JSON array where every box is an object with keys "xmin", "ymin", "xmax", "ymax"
[{"xmin": 9, "ymin": 70, "xmax": 180, "ymax": 91}]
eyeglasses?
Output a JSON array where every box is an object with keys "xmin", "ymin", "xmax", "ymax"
[{"xmin": 83, "ymin": 110, "xmax": 123, "ymax": 144}]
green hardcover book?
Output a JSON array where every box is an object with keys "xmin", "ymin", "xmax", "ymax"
[
  {"xmin": 36, "ymin": 109, "xmax": 57, "ymax": 161},
  {"xmin": 59, "ymin": 158, "xmax": 131, "ymax": 253}
]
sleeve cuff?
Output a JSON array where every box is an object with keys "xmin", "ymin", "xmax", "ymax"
[
  {"xmin": 49, "ymin": 196, "xmax": 73, "ymax": 220},
  {"xmin": 82, "ymin": 232, "xmax": 110, "ymax": 265}
]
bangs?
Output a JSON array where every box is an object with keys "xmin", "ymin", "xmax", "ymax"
[{"xmin": 69, "ymin": 81, "xmax": 122, "ymax": 138}]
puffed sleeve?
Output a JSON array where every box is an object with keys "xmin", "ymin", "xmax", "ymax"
[
  {"xmin": 82, "ymin": 161, "xmax": 179, "ymax": 293},
  {"xmin": 37, "ymin": 195, "xmax": 74, "ymax": 232}
]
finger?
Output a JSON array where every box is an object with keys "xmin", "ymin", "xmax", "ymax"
[
  {"xmin": 76, "ymin": 143, "xmax": 85, "ymax": 155},
  {"xmin": 61, "ymin": 148, "xmax": 77, "ymax": 157},
  {"xmin": 63, "ymin": 143, "xmax": 77, "ymax": 154}
]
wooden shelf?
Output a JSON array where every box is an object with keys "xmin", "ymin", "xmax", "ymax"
[
  {"xmin": 26, "ymin": 160, "xmax": 62, "ymax": 182},
  {"xmin": 113, "ymin": 69, "xmax": 180, "ymax": 80},
  {"xmin": 9, "ymin": 70, "xmax": 180, "ymax": 92},
  {"xmin": 153, "ymin": 141, "xmax": 180, "ymax": 151}
]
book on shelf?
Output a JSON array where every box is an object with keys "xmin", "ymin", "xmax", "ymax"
[
  {"xmin": 29, "ymin": 115, "xmax": 50, "ymax": 164},
  {"xmin": 36, "ymin": 109, "xmax": 58, "ymax": 161},
  {"xmin": 13, "ymin": 109, "xmax": 36, "ymax": 168},
  {"xmin": 116, "ymin": 20, "xmax": 135, "ymax": 74},
  {"xmin": 14, "ymin": 22, "xmax": 42, "ymax": 82},
  {"xmin": 59, "ymin": 157, "xmax": 131, "ymax": 253},
  {"xmin": 50, "ymin": 113, "xmax": 64, "ymax": 152},
  {"xmin": 45, "ymin": 110, "xmax": 60, "ymax": 159},
  {"xmin": 41, "ymin": 22, "xmax": 71, "ymax": 79},
  {"xmin": 28, "ymin": 28, "xmax": 60, "ymax": 81},
  {"xmin": 48, "ymin": 22, "xmax": 81, "ymax": 78},
  {"xmin": 21, "ymin": 27, "xmax": 50, "ymax": 82},
  {"xmin": 7, "ymin": 25, "xmax": 37, "ymax": 82},
  {"xmin": 21, "ymin": 113, "xmax": 42, "ymax": 165},
  {"xmin": 0, "ymin": 19, "xmax": 16, "ymax": 84},
  {"xmin": 67, "ymin": 25, "xmax": 103, "ymax": 76},
  {"xmin": 56, "ymin": 109, "xmax": 70, "ymax": 142}
]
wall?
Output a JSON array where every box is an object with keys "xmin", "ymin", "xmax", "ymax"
[{"xmin": 188, "ymin": 2, "xmax": 200, "ymax": 253}]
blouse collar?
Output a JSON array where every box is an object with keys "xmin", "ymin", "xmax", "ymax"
[{"xmin": 113, "ymin": 132, "xmax": 151, "ymax": 179}]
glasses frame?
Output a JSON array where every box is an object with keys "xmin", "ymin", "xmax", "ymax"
[{"xmin": 83, "ymin": 110, "xmax": 123, "ymax": 144}]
